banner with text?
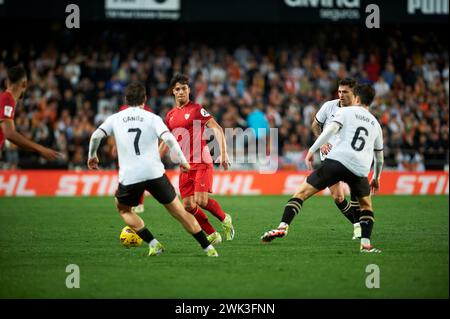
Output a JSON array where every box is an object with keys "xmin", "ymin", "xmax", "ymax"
[
  {"xmin": 0, "ymin": 170, "xmax": 448, "ymax": 197},
  {"xmin": 1, "ymin": 0, "xmax": 448, "ymax": 23}
]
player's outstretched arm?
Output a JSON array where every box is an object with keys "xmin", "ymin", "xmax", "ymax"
[
  {"xmin": 87, "ymin": 128, "xmax": 107, "ymax": 169},
  {"xmin": 206, "ymin": 118, "xmax": 230, "ymax": 170},
  {"xmin": 1, "ymin": 119, "xmax": 61, "ymax": 160}
]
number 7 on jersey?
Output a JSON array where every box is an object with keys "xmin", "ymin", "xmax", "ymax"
[{"xmin": 128, "ymin": 128, "xmax": 142, "ymax": 155}]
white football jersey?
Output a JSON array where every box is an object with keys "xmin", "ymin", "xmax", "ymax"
[
  {"xmin": 315, "ymin": 99, "xmax": 341, "ymax": 160},
  {"xmin": 326, "ymin": 106, "xmax": 383, "ymax": 177},
  {"xmin": 99, "ymin": 107, "xmax": 169, "ymax": 185}
]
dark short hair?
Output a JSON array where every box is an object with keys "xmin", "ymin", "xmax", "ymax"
[
  {"xmin": 338, "ymin": 77, "xmax": 357, "ymax": 88},
  {"xmin": 169, "ymin": 73, "xmax": 190, "ymax": 89},
  {"xmin": 353, "ymin": 84, "xmax": 375, "ymax": 106},
  {"xmin": 125, "ymin": 82, "xmax": 146, "ymax": 106},
  {"xmin": 7, "ymin": 65, "xmax": 27, "ymax": 84}
]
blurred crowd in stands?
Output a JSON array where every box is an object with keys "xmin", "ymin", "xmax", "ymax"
[{"xmin": 0, "ymin": 25, "xmax": 448, "ymax": 171}]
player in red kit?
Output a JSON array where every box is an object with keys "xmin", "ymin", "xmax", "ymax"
[
  {"xmin": 117, "ymin": 104, "xmax": 153, "ymax": 214},
  {"xmin": 0, "ymin": 65, "xmax": 60, "ymax": 160},
  {"xmin": 160, "ymin": 73, "xmax": 235, "ymax": 245}
]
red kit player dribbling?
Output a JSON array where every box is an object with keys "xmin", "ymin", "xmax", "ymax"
[{"xmin": 160, "ymin": 74, "xmax": 235, "ymax": 244}]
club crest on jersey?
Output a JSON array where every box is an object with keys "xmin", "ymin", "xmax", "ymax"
[
  {"xmin": 4, "ymin": 106, "xmax": 13, "ymax": 117},
  {"xmin": 185, "ymin": 114, "xmax": 190, "ymax": 120},
  {"xmin": 200, "ymin": 108, "xmax": 210, "ymax": 117}
]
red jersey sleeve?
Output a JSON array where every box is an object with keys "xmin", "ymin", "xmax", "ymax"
[
  {"xmin": 0, "ymin": 93, "xmax": 16, "ymax": 120},
  {"xmin": 193, "ymin": 105, "xmax": 212, "ymax": 125},
  {"xmin": 164, "ymin": 110, "xmax": 172, "ymax": 130}
]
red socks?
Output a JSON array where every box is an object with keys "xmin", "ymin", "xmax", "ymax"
[
  {"xmin": 188, "ymin": 206, "xmax": 216, "ymax": 235},
  {"xmin": 204, "ymin": 198, "xmax": 226, "ymax": 222}
]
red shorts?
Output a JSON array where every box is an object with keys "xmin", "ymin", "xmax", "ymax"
[{"xmin": 179, "ymin": 167, "xmax": 213, "ymax": 198}]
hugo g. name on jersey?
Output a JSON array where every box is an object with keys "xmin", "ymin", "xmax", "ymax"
[
  {"xmin": 326, "ymin": 106, "xmax": 383, "ymax": 177},
  {"xmin": 315, "ymin": 99, "xmax": 341, "ymax": 160},
  {"xmin": 99, "ymin": 107, "xmax": 169, "ymax": 185}
]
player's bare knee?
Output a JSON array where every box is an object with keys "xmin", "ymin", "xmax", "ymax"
[{"xmin": 194, "ymin": 194, "xmax": 208, "ymax": 208}]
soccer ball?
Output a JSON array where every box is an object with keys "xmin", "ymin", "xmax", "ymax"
[{"xmin": 119, "ymin": 226, "xmax": 143, "ymax": 248}]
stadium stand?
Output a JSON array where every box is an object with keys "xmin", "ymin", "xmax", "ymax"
[{"xmin": 0, "ymin": 24, "xmax": 448, "ymax": 171}]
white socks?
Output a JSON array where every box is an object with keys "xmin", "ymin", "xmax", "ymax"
[
  {"xmin": 149, "ymin": 239, "xmax": 159, "ymax": 247},
  {"xmin": 279, "ymin": 222, "xmax": 289, "ymax": 229}
]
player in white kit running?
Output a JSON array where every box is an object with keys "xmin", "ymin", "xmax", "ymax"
[
  {"xmin": 312, "ymin": 78, "xmax": 362, "ymax": 240},
  {"xmin": 261, "ymin": 84, "xmax": 384, "ymax": 253},
  {"xmin": 87, "ymin": 82, "xmax": 219, "ymax": 257}
]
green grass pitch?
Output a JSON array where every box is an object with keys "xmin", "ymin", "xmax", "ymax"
[{"xmin": 0, "ymin": 195, "xmax": 448, "ymax": 298}]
